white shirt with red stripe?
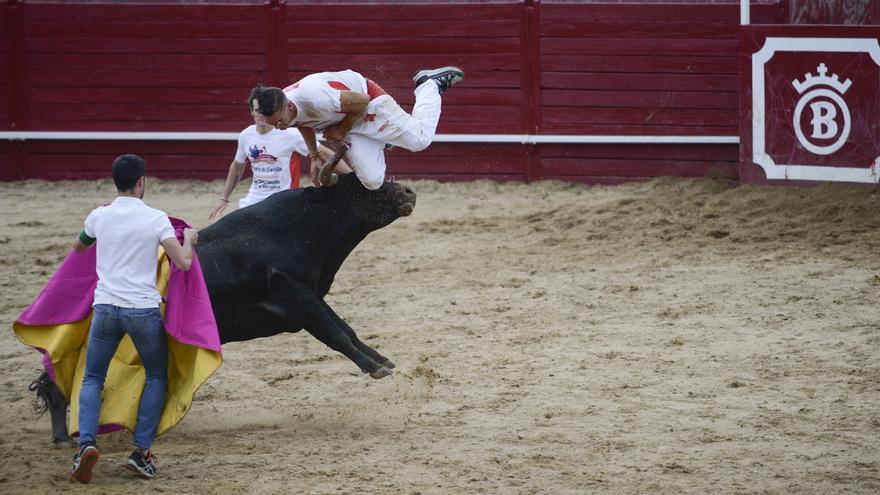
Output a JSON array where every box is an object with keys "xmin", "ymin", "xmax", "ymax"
[
  {"xmin": 234, "ymin": 125, "xmax": 308, "ymax": 208},
  {"xmin": 283, "ymin": 70, "xmax": 369, "ymax": 131}
]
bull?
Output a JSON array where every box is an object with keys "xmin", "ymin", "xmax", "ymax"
[{"xmin": 29, "ymin": 172, "xmax": 417, "ymax": 445}]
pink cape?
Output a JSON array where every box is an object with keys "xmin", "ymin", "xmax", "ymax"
[
  {"xmin": 15, "ymin": 217, "xmax": 221, "ymax": 435},
  {"xmin": 17, "ymin": 217, "xmax": 220, "ymax": 353}
]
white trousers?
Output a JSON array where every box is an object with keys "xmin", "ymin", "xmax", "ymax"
[{"xmin": 344, "ymin": 80, "xmax": 441, "ymax": 190}]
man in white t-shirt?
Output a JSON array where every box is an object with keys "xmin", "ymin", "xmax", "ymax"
[
  {"xmin": 69, "ymin": 154, "xmax": 198, "ymax": 484},
  {"xmin": 252, "ymin": 66, "xmax": 464, "ymax": 190},
  {"xmin": 208, "ymin": 86, "xmax": 351, "ymax": 220}
]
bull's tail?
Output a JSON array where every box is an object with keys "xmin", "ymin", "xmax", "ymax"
[
  {"xmin": 28, "ymin": 371, "xmax": 55, "ymax": 417},
  {"xmin": 28, "ymin": 371, "xmax": 75, "ymax": 446}
]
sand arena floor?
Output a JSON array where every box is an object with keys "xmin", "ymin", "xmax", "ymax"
[{"xmin": 0, "ymin": 177, "xmax": 878, "ymax": 494}]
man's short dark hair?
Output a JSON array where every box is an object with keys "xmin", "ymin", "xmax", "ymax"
[
  {"xmin": 249, "ymin": 85, "xmax": 286, "ymax": 116},
  {"xmin": 112, "ymin": 154, "xmax": 146, "ymax": 192}
]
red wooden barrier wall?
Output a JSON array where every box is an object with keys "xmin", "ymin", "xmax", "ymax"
[
  {"xmin": 1, "ymin": 0, "xmax": 783, "ymax": 183},
  {"xmin": 537, "ymin": 0, "xmax": 780, "ymax": 183}
]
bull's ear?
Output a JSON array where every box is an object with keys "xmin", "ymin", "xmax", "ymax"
[{"xmin": 267, "ymin": 267, "xmax": 292, "ymax": 296}]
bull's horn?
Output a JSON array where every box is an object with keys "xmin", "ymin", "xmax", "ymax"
[{"xmin": 319, "ymin": 143, "xmax": 349, "ymax": 187}]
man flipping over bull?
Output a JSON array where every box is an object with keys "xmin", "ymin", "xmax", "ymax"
[{"xmin": 252, "ymin": 66, "xmax": 464, "ymax": 189}]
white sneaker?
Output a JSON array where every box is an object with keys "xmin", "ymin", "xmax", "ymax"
[{"xmin": 412, "ymin": 66, "xmax": 465, "ymax": 93}]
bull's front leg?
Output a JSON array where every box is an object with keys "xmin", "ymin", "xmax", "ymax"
[
  {"xmin": 320, "ymin": 300, "xmax": 395, "ymax": 371},
  {"xmin": 266, "ymin": 272, "xmax": 392, "ymax": 378},
  {"xmin": 302, "ymin": 303, "xmax": 392, "ymax": 379},
  {"xmin": 281, "ymin": 286, "xmax": 391, "ymax": 378},
  {"xmin": 303, "ymin": 324, "xmax": 391, "ymax": 378}
]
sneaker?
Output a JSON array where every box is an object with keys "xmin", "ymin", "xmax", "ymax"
[
  {"xmin": 124, "ymin": 448, "xmax": 158, "ymax": 478},
  {"xmin": 412, "ymin": 66, "xmax": 465, "ymax": 93},
  {"xmin": 70, "ymin": 444, "xmax": 99, "ymax": 484}
]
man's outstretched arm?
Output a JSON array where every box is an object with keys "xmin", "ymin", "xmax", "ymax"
[
  {"xmin": 323, "ymin": 90, "xmax": 370, "ymax": 144},
  {"xmin": 209, "ymin": 160, "xmax": 246, "ymax": 220}
]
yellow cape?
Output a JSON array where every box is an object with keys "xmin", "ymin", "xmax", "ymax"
[{"xmin": 14, "ymin": 249, "xmax": 222, "ymax": 437}]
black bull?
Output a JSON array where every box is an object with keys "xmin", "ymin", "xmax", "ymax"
[{"xmin": 31, "ymin": 173, "xmax": 417, "ymax": 444}]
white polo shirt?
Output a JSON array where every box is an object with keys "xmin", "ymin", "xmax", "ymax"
[{"xmin": 83, "ymin": 196, "xmax": 176, "ymax": 308}]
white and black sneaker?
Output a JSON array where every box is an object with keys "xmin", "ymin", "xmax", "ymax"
[
  {"xmin": 124, "ymin": 448, "xmax": 158, "ymax": 478},
  {"xmin": 70, "ymin": 443, "xmax": 100, "ymax": 484},
  {"xmin": 412, "ymin": 66, "xmax": 465, "ymax": 93}
]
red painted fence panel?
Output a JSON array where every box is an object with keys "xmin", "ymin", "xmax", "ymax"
[
  {"xmin": 23, "ymin": 140, "xmax": 232, "ymax": 181},
  {"xmin": 22, "ymin": 2, "xmax": 270, "ymax": 132},
  {"xmin": 538, "ymin": 2, "xmax": 779, "ymax": 137},
  {"xmin": 534, "ymin": 1, "xmax": 781, "ymax": 182},
  {"xmin": 541, "ymin": 143, "xmax": 739, "ymax": 184}
]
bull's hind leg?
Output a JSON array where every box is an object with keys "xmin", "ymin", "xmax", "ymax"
[
  {"xmin": 29, "ymin": 372, "xmax": 75, "ymax": 446},
  {"xmin": 320, "ymin": 301, "xmax": 395, "ymax": 371}
]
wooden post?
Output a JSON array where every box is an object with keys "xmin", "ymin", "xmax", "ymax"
[
  {"xmin": 268, "ymin": 0, "xmax": 287, "ymax": 86},
  {"xmin": 5, "ymin": 0, "xmax": 28, "ymax": 131},
  {"xmin": 521, "ymin": 0, "xmax": 543, "ymax": 182},
  {"xmin": 4, "ymin": 0, "xmax": 30, "ymax": 179}
]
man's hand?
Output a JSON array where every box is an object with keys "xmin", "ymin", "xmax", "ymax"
[
  {"xmin": 73, "ymin": 230, "xmax": 95, "ymax": 253},
  {"xmin": 72, "ymin": 238, "xmax": 90, "ymax": 253},
  {"xmin": 183, "ymin": 228, "xmax": 199, "ymax": 246},
  {"xmin": 208, "ymin": 199, "xmax": 228, "ymax": 221},
  {"xmin": 310, "ymin": 155, "xmax": 325, "ymax": 187},
  {"xmin": 162, "ymin": 228, "xmax": 198, "ymax": 271}
]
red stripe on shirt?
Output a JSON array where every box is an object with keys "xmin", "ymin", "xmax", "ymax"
[
  {"xmin": 327, "ymin": 81, "xmax": 351, "ymax": 91},
  {"xmin": 289, "ymin": 154, "xmax": 300, "ymax": 189},
  {"xmin": 288, "ymin": 78, "xmax": 386, "ymax": 101},
  {"xmin": 366, "ymin": 79, "xmax": 387, "ymax": 100}
]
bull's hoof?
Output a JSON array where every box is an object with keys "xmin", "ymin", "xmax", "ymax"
[
  {"xmin": 382, "ymin": 360, "xmax": 397, "ymax": 370},
  {"xmin": 369, "ymin": 366, "xmax": 393, "ymax": 379}
]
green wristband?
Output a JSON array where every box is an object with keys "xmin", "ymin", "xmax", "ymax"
[{"xmin": 79, "ymin": 230, "xmax": 96, "ymax": 246}]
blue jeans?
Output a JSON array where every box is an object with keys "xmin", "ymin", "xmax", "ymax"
[{"xmin": 78, "ymin": 304, "xmax": 168, "ymax": 450}]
